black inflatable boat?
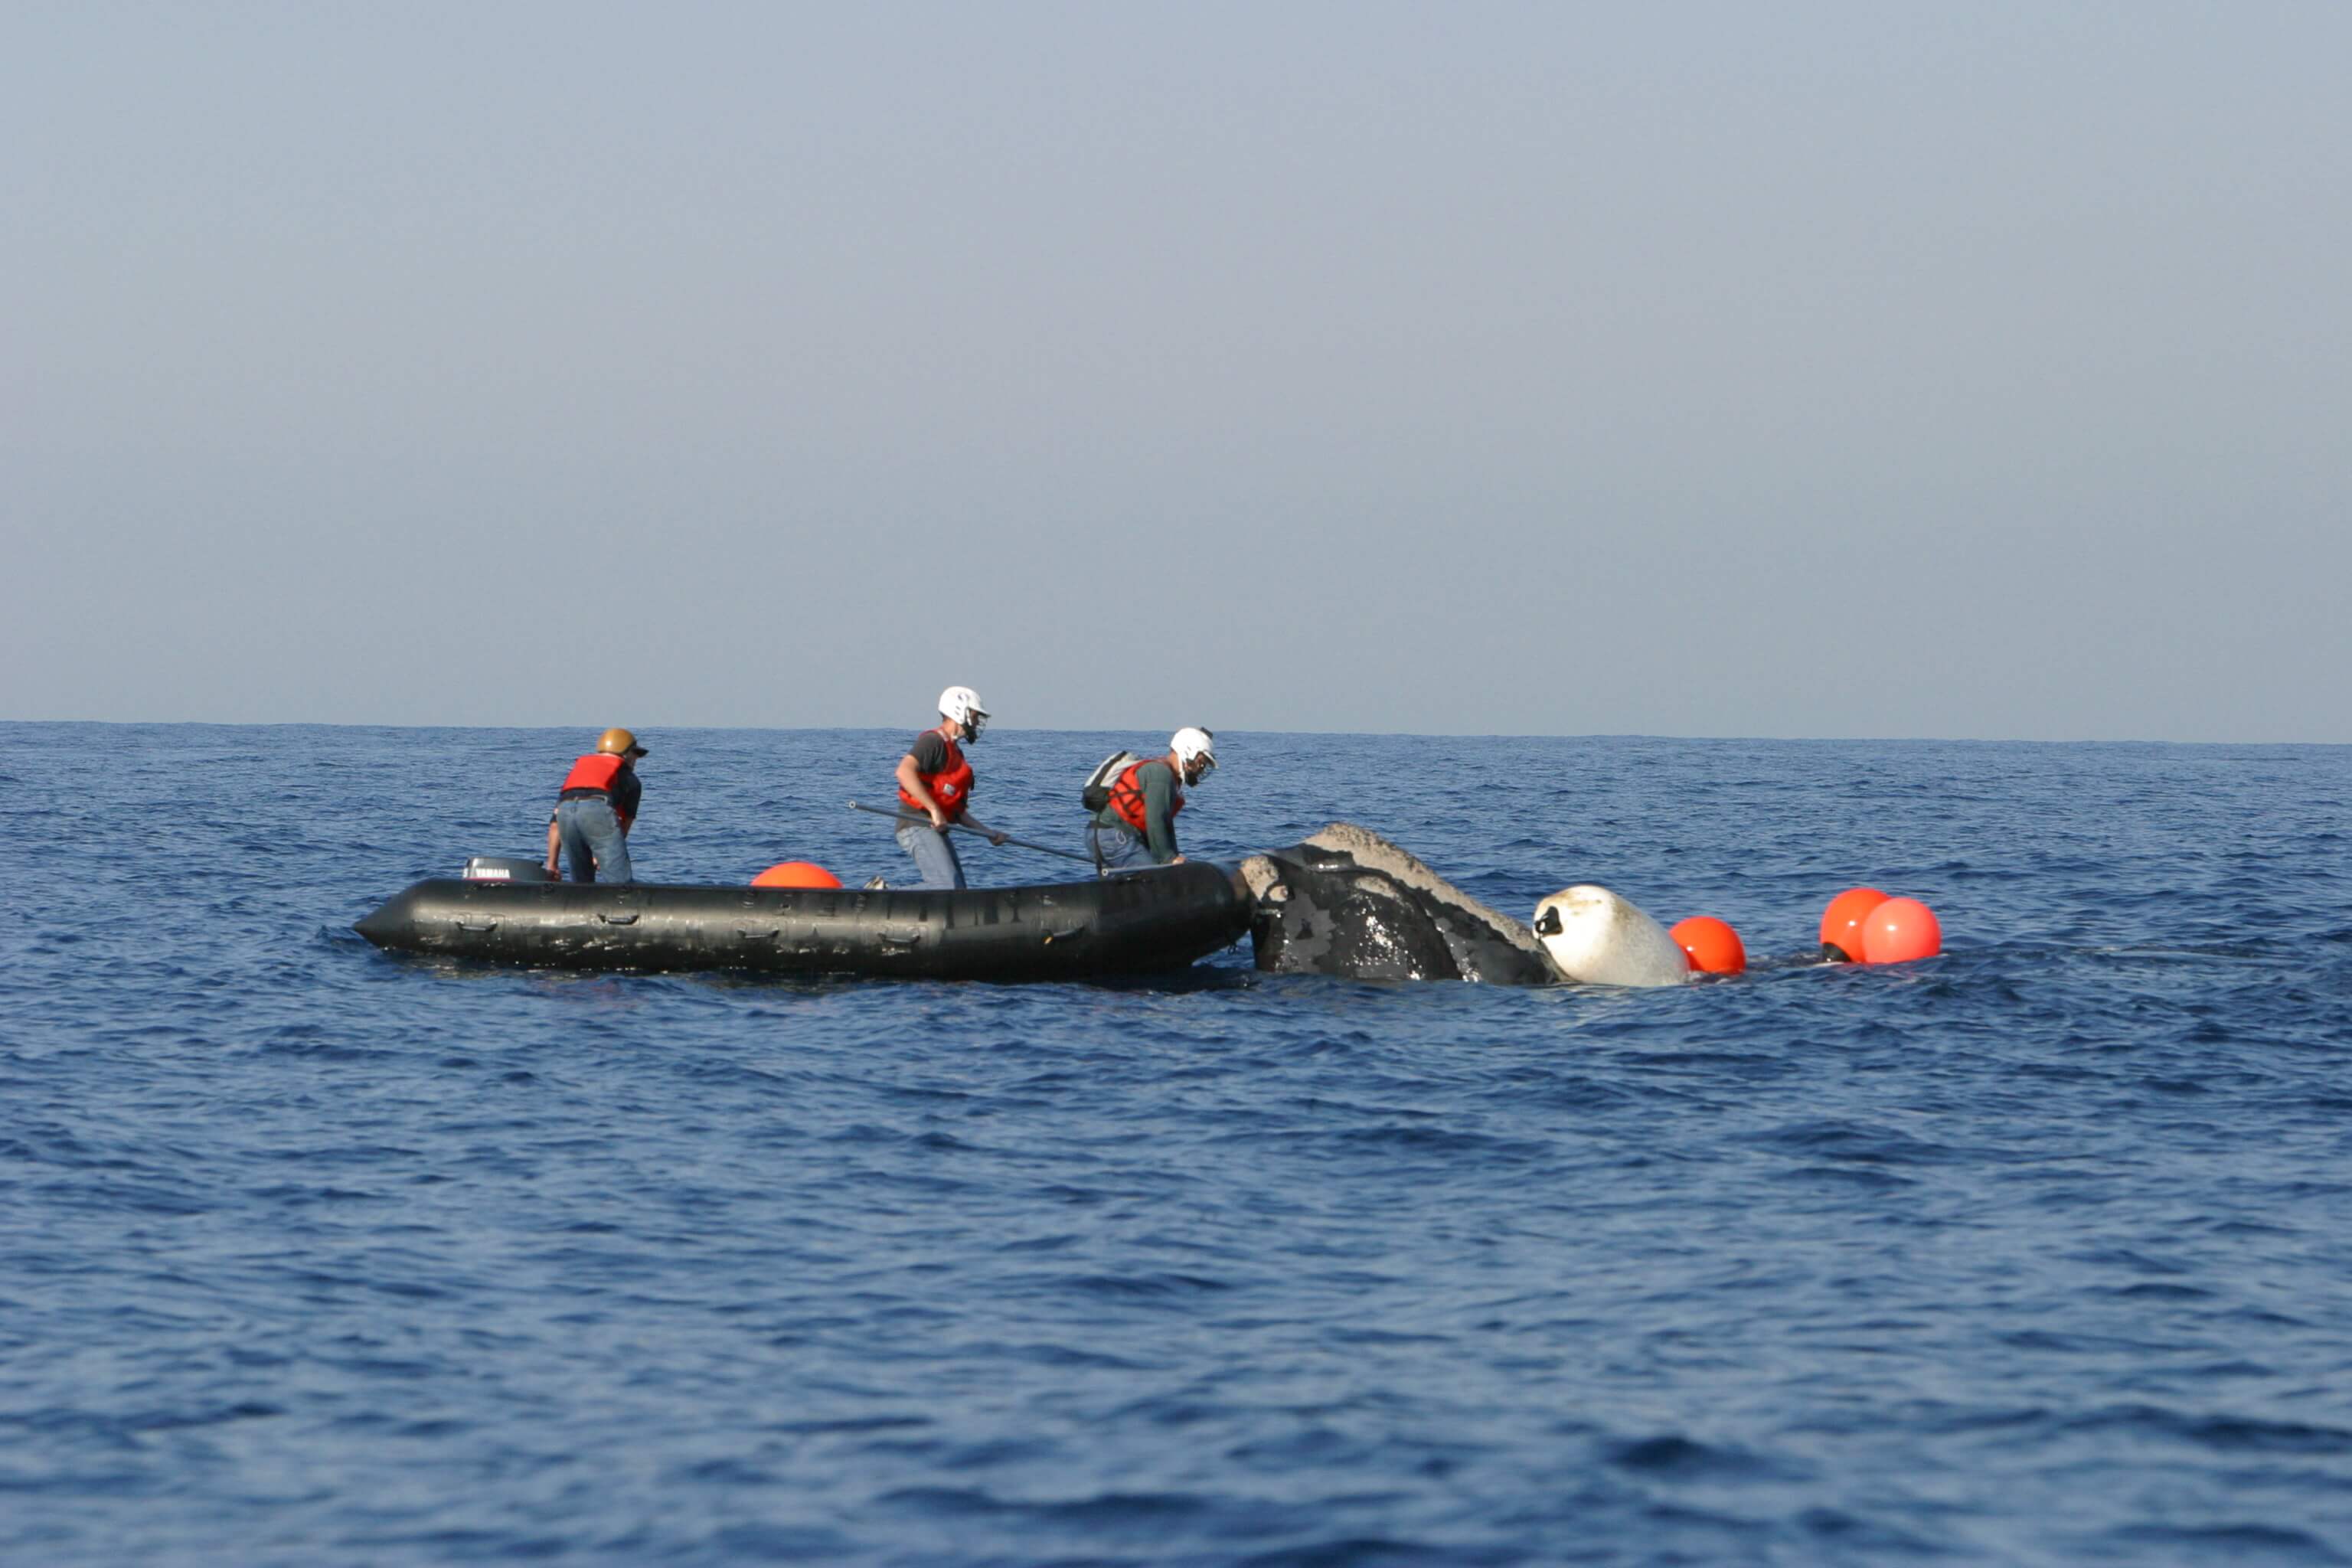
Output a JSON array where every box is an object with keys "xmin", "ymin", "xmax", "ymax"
[{"xmin": 354, "ymin": 861, "xmax": 1251, "ymax": 981}]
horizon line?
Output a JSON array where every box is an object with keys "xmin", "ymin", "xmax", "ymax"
[{"xmin": 2, "ymin": 717, "xmax": 2341, "ymax": 750}]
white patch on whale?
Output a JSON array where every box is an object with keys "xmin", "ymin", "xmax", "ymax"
[{"xmin": 1532, "ymin": 884, "xmax": 1689, "ymax": 988}]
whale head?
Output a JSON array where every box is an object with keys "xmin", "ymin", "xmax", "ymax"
[{"xmin": 1240, "ymin": 825, "xmax": 1556, "ymax": 985}]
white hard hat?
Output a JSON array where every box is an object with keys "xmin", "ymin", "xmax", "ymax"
[
  {"xmin": 1171, "ymin": 726, "xmax": 1216, "ymax": 770},
  {"xmin": 938, "ymin": 686, "xmax": 989, "ymax": 727}
]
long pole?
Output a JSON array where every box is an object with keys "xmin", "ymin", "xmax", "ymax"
[{"xmin": 846, "ymin": 799, "xmax": 1098, "ymax": 866}]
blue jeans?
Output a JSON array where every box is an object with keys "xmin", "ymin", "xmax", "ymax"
[
  {"xmin": 1088, "ymin": 821, "xmax": 1151, "ymax": 871},
  {"xmin": 556, "ymin": 797, "xmax": 633, "ymax": 884},
  {"xmin": 895, "ymin": 822, "xmax": 965, "ymax": 890}
]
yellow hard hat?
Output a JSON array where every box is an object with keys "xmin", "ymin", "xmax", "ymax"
[{"xmin": 596, "ymin": 727, "xmax": 648, "ymax": 756}]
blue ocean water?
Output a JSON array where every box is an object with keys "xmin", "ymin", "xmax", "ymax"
[{"xmin": 5, "ymin": 721, "xmax": 2350, "ymax": 1566}]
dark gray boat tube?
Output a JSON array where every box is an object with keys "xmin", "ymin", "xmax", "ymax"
[{"xmin": 354, "ymin": 862, "xmax": 1251, "ymax": 982}]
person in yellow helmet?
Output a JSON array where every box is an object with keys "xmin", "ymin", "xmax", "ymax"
[{"xmin": 543, "ymin": 727, "xmax": 648, "ymax": 883}]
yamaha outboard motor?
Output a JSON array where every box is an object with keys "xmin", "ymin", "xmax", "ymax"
[{"xmin": 461, "ymin": 857, "xmax": 552, "ymax": 883}]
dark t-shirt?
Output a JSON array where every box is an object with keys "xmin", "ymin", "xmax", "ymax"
[
  {"xmin": 906, "ymin": 730, "xmax": 950, "ymax": 774},
  {"xmin": 609, "ymin": 766, "xmax": 642, "ymax": 825}
]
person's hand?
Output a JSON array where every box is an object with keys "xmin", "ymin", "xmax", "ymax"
[
  {"xmin": 928, "ymin": 807, "xmax": 949, "ymax": 831},
  {"xmin": 990, "ymin": 831, "xmax": 1008, "ymax": 847},
  {"xmin": 544, "ymin": 863, "xmax": 563, "ymax": 880},
  {"xmin": 1171, "ymin": 854, "xmax": 1186, "ymax": 864}
]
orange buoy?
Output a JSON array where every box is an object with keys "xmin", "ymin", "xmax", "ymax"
[
  {"xmin": 752, "ymin": 861, "xmax": 843, "ymax": 889},
  {"xmin": 1818, "ymin": 887, "xmax": 1890, "ymax": 963},
  {"xmin": 1860, "ymin": 897, "xmax": 1942, "ymax": 965},
  {"xmin": 1669, "ymin": 916, "xmax": 1746, "ymax": 974}
]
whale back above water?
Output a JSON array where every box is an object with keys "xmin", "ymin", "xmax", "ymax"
[{"xmin": 1240, "ymin": 823, "xmax": 1557, "ymax": 985}]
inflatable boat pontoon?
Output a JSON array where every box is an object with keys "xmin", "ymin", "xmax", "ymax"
[{"xmin": 354, "ymin": 861, "xmax": 1251, "ymax": 982}]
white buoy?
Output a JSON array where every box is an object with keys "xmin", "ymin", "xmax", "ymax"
[{"xmin": 1532, "ymin": 885, "xmax": 1690, "ymax": 987}]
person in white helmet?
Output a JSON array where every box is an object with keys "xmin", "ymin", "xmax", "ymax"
[
  {"xmin": 1087, "ymin": 727, "xmax": 1216, "ymax": 871},
  {"xmin": 887, "ymin": 685, "xmax": 1006, "ymax": 889}
]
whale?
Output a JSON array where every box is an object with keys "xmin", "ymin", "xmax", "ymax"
[
  {"xmin": 1240, "ymin": 823, "xmax": 1558, "ymax": 985},
  {"xmin": 1531, "ymin": 885, "xmax": 1690, "ymax": 987}
]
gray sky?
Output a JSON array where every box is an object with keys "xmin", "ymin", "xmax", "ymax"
[{"xmin": 7, "ymin": 2, "xmax": 2347, "ymax": 741}]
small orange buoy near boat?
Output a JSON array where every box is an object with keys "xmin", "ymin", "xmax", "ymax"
[
  {"xmin": 1669, "ymin": 916, "xmax": 1746, "ymax": 974},
  {"xmin": 751, "ymin": 861, "xmax": 843, "ymax": 889},
  {"xmin": 1860, "ymin": 897, "xmax": 1942, "ymax": 965},
  {"xmin": 1818, "ymin": 887, "xmax": 1890, "ymax": 963}
]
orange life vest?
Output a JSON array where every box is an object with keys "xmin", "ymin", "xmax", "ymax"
[
  {"xmin": 561, "ymin": 752, "xmax": 626, "ymax": 793},
  {"xmin": 559, "ymin": 753, "xmax": 635, "ymax": 829},
  {"xmin": 897, "ymin": 728, "xmax": 975, "ymax": 821},
  {"xmin": 1107, "ymin": 759, "xmax": 1184, "ymax": 836}
]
